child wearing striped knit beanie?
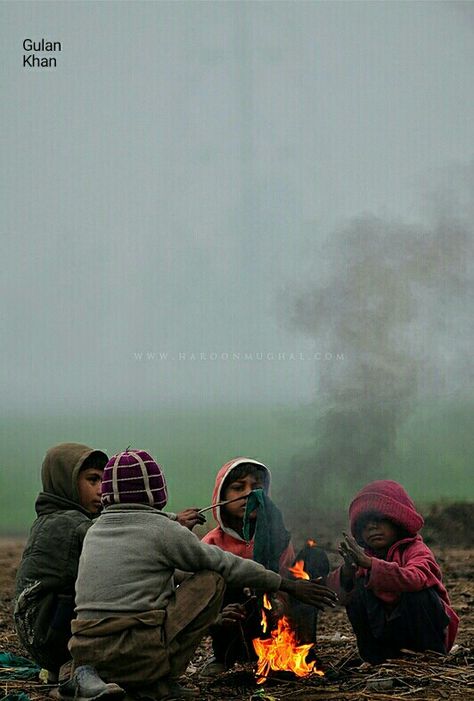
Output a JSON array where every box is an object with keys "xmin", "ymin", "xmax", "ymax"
[
  {"xmin": 69, "ymin": 449, "xmax": 337, "ymax": 701},
  {"xmin": 100, "ymin": 449, "xmax": 169, "ymax": 509}
]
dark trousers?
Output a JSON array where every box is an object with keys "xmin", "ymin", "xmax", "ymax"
[
  {"xmin": 14, "ymin": 590, "xmax": 75, "ymax": 674},
  {"xmin": 211, "ymin": 586, "xmax": 261, "ymax": 666},
  {"xmin": 212, "ymin": 546, "xmax": 329, "ymax": 666},
  {"xmin": 346, "ymin": 580, "xmax": 450, "ymax": 664}
]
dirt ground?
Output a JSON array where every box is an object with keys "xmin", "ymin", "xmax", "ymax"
[{"xmin": 1, "ymin": 521, "xmax": 473, "ymax": 701}]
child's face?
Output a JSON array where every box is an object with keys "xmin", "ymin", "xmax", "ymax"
[
  {"xmin": 361, "ymin": 518, "xmax": 399, "ymax": 554},
  {"xmin": 222, "ymin": 472, "xmax": 264, "ymax": 522},
  {"xmin": 77, "ymin": 467, "xmax": 103, "ymax": 514}
]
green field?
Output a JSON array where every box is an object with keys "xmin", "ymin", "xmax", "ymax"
[{"xmin": 1, "ymin": 401, "xmax": 473, "ymax": 534}]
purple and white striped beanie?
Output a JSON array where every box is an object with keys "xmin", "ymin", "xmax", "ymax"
[{"xmin": 101, "ymin": 449, "xmax": 168, "ymax": 509}]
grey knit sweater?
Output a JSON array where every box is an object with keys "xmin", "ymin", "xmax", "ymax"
[{"xmin": 75, "ymin": 504, "xmax": 281, "ymax": 618}]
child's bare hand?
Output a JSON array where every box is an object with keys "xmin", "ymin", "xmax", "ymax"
[
  {"xmin": 338, "ymin": 540, "xmax": 357, "ymax": 578},
  {"xmin": 342, "ymin": 532, "xmax": 372, "ymax": 569},
  {"xmin": 219, "ymin": 603, "xmax": 247, "ymax": 628},
  {"xmin": 280, "ymin": 578, "xmax": 338, "ymax": 610},
  {"xmin": 176, "ymin": 508, "xmax": 206, "ymax": 530}
]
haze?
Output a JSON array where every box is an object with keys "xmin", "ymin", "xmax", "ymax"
[{"xmin": 2, "ymin": 1, "xmax": 473, "ymax": 412}]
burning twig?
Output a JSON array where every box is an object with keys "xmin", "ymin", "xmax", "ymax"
[{"xmin": 197, "ymin": 493, "xmax": 249, "ymax": 514}]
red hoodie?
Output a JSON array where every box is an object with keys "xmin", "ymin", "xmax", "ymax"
[
  {"xmin": 327, "ymin": 480, "xmax": 459, "ymax": 651},
  {"xmin": 201, "ymin": 457, "xmax": 295, "ymax": 575}
]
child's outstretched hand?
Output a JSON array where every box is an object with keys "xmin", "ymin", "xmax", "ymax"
[
  {"xmin": 218, "ymin": 602, "xmax": 248, "ymax": 628},
  {"xmin": 176, "ymin": 508, "xmax": 206, "ymax": 530},
  {"xmin": 280, "ymin": 577, "xmax": 338, "ymax": 610},
  {"xmin": 341, "ymin": 532, "xmax": 372, "ymax": 569},
  {"xmin": 338, "ymin": 539, "xmax": 357, "ymax": 580}
]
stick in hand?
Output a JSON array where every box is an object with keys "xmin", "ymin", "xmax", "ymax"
[{"xmin": 198, "ymin": 494, "xmax": 250, "ymax": 515}]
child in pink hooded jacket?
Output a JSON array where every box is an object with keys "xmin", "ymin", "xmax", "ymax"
[
  {"xmin": 328, "ymin": 480, "xmax": 459, "ymax": 664},
  {"xmin": 201, "ymin": 457, "xmax": 330, "ymax": 674},
  {"xmin": 202, "ymin": 457, "xmax": 294, "ymax": 569}
]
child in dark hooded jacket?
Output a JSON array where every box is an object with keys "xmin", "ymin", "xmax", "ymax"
[
  {"xmin": 328, "ymin": 480, "xmax": 459, "ymax": 664},
  {"xmin": 201, "ymin": 457, "xmax": 330, "ymax": 674},
  {"xmin": 14, "ymin": 443, "xmax": 109, "ymax": 679}
]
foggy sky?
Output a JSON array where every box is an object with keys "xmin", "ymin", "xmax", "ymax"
[{"xmin": 1, "ymin": 1, "xmax": 473, "ymax": 411}]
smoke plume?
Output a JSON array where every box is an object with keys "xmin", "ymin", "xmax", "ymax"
[{"xmin": 283, "ymin": 165, "xmax": 474, "ymax": 524}]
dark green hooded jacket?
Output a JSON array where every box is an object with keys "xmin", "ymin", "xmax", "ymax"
[{"xmin": 14, "ymin": 443, "xmax": 108, "ymax": 673}]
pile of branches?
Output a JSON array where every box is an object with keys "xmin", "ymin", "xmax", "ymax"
[
  {"xmin": 196, "ymin": 644, "xmax": 473, "ymax": 701},
  {"xmin": 1, "ymin": 644, "xmax": 473, "ymax": 701}
]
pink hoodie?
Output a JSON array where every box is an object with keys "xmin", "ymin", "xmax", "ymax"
[
  {"xmin": 327, "ymin": 480, "xmax": 459, "ymax": 651},
  {"xmin": 201, "ymin": 457, "xmax": 295, "ymax": 575}
]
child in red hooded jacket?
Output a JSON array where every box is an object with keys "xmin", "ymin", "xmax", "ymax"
[
  {"xmin": 201, "ymin": 457, "xmax": 330, "ymax": 675},
  {"xmin": 328, "ymin": 480, "xmax": 459, "ymax": 664}
]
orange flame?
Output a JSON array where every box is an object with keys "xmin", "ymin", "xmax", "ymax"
[
  {"xmin": 260, "ymin": 609, "xmax": 268, "ymax": 634},
  {"xmin": 288, "ymin": 559, "xmax": 310, "ymax": 580},
  {"xmin": 253, "ymin": 616, "xmax": 324, "ymax": 684},
  {"xmin": 260, "ymin": 593, "xmax": 272, "ymax": 633}
]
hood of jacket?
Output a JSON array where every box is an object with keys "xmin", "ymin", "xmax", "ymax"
[
  {"xmin": 39, "ymin": 442, "xmax": 108, "ymax": 509},
  {"xmin": 349, "ymin": 479, "xmax": 424, "ymax": 537},
  {"xmin": 210, "ymin": 457, "xmax": 271, "ymax": 537}
]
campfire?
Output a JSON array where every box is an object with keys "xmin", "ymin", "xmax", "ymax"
[{"xmin": 252, "ymin": 541, "xmax": 325, "ymax": 685}]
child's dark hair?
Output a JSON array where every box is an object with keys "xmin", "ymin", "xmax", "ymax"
[
  {"xmin": 222, "ymin": 463, "xmax": 267, "ymax": 492},
  {"xmin": 80, "ymin": 452, "xmax": 107, "ymax": 472},
  {"xmin": 354, "ymin": 511, "xmax": 410, "ymax": 546}
]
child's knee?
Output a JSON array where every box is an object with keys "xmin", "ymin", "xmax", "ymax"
[
  {"xmin": 185, "ymin": 570, "xmax": 226, "ymax": 607},
  {"xmin": 194, "ymin": 570, "xmax": 226, "ymax": 592},
  {"xmin": 402, "ymin": 587, "xmax": 446, "ymax": 614}
]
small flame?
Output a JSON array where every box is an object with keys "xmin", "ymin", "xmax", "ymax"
[
  {"xmin": 253, "ymin": 616, "xmax": 324, "ymax": 684},
  {"xmin": 288, "ymin": 559, "xmax": 310, "ymax": 580},
  {"xmin": 306, "ymin": 538, "xmax": 317, "ymax": 547},
  {"xmin": 260, "ymin": 593, "xmax": 272, "ymax": 633}
]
